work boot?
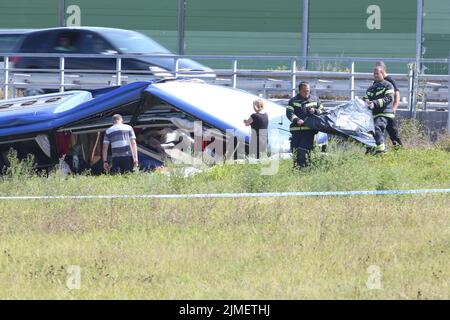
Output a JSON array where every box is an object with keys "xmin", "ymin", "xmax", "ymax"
[
  {"xmin": 392, "ymin": 142, "xmax": 402, "ymax": 150},
  {"xmin": 374, "ymin": 143, "xmax": 387, "ymax": 154},
  {"xmin": 374, "ymin": 148, "xmax": 387, "ymax": 155}
]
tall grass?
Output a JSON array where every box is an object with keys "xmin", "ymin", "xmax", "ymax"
[
  {"xmin": 0, "ymin": 123, "xmax": 448, "ymax": 299},
  {"xmin": 0, "ymin": 139, "xmax": 448, "ymax": 196},
  {"xmin": 0, "ymin": 194, "xmax": 448, "ymax": 299}
]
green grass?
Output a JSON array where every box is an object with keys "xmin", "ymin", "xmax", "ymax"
[
  {"xmin": 0, "ymin": 195, "xmax": 448, "ymax": 299},
  {"xmin": 1, "ymin": 139, "xmax": 449, "ymax": 196},
  {"xmin": 0, "ymin": 141, "xmax": 449, "ymax": 299}
]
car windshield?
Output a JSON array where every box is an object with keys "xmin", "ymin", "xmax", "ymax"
[{"xmin": 101, "ymin": 30, "xmax": 171, "ymax": 54}]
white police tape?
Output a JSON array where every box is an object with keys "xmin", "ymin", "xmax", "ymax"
[{"xmin": 0, "ymin": 189, "xmax": 449, "ymax": 200}]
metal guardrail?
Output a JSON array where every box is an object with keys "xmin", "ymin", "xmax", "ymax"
[{"xmin": 1, "ymin": 52, "xmax": 449, "ymax": 132}]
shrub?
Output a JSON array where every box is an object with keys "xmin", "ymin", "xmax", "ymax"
[
  {"xmin": 2, "ymin": 148, "xmax": 36, "ymax": 180},
  {"xmin": 397, "ymin": 119, "xmax": 432, "ymax": 148}
]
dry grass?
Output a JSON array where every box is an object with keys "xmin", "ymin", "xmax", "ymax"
[
  {"xmin": 0, "ymin": 195, "xmax": 448, "ymax": 299},
  {"xmin": 0, "ymin": 135, "xmax": 448, "ymax": 299}
]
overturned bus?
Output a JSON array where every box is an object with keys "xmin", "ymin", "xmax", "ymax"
[{"xmin": 0, "ymin": 79, "xmax": 376, "ymax": 174}]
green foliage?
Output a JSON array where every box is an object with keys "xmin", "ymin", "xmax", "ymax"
[
  {"xmin": 2, "ymin": 148, "xmax": 36, "ymax": 180},
  {"xmin": 433, "ymin": 132, "xmax": 450, "ymax": 152},
  {"xmin": 0, "ymin": 143, "xmax": 448, "ymax": 299},
  {"xmin": 0, "ymin": 124, "xmax": 447, "ymax": 300},
  {"xmin": 309, "ymin": 54, "xmax": 350, "ymax": 72},
  {"xmin": 398, "ymin": 119, "xmax": 431, "ymax": 147},
  {"xmin": 0, "ymin": 194, "xmax": 448, "ymax": 299},
  {"xmin": 0, "ymin": 143, "xmax": 448, "ymax": 196}
]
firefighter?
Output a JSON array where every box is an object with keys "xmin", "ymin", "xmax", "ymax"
[
  {"xmin": 375, "ymin": 61, "xmax": 403, "ymax": 147},
  {"xmin": 286, "ymin": 81, "xmax": 324, "ymax": 168},
  {"xmin": 364, "ymin": 66, "xmax": 395, "ymax": 154}
]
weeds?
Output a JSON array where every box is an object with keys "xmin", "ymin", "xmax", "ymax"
[
  {"xmin": 398, "ymin": 119, "xmax": 432, "ymax": 147},
  {"xmin": 0, "ymin": 138, "xmax": 448, "ymax": 196},
  {"xmin": 0, "ymin": 123, "xmax": 448, "ymax": 299},
  {"xmin": 2, "ymin": 149, "xmax": 36, "ymax": 180},
  {"xmin": 0, "ymin": 194, "xmax": 448, "ymax": 299}
]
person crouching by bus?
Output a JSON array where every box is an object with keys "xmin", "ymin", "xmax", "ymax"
[
  {"xmin": 363, "ymin": 67, "xmax": 395, "ymax": 154},
  {"xmin": 244, "ymin": 99, "xmax": 268, "ymax": 159},
  {"xmin": 286, "ymin": 81, "xmax": 324, "ymax": 168}
]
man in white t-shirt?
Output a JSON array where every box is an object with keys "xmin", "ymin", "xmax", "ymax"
[{"xmin": 102, "ymin": 114, "xmax": 138, "ymax": 174}]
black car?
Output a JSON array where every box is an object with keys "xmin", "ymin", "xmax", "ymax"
[
  {"xmin": 0, "ymin": 29, "xmax": 34, "ymax": 62},
  {"xmin": 13, "ymin": 27, "xmax": 215, "ymax": 78}
]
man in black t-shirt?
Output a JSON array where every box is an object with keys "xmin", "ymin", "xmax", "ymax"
[
  {"xmin": 375, "ymin": 61, "xmax": 403, "ymax": 147},
  {"xmin": 244, "ymin": 99, "xmax": 268, "ymax": 159}
]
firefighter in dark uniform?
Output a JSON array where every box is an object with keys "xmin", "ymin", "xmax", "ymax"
[
  {"xmin": 375, "ymin": 61, "xmax": 403, "ymax": 147},
  {"xmin": 286, "ymin": 81, "xmax": 325, "ymax": 168},
  {"xmin": 364, "ymin": 66, "xmax": 395, "ymax": 153}
]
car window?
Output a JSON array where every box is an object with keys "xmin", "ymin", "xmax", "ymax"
[
  {"xmin": 0, "ymin": 34, "xmax": 26, "ymax": 53},
  {"xmin": 80, "ymin": 32, "xmax": 116, "ymax": 54},
  {"xmin": 19, "ymin": 31, "xmax": 57, "ymax": 53},
  {"xmin": 100, "ymin": 30, "xmax": 171, "ymax": 54},
  {"xmin": 53, "ymin": 32, "xmax": 80, "ymax": 53}
]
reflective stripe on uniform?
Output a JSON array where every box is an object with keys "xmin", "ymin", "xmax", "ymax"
[
  {"xmin": 374, "ymin": 113, "xmax": 395, "ymax": 119},
  {"xmin": 290, "ymin": 126, "xmax": 313, "ymax": 131},
  {"xmin": 375, "ymin": 143, "xmax": 386, "ymax": 151},
  {"xmin": 385, "ymin": 89, "xmax": 395, "ymax": 95},
  {"xmin": 286, "ymin": 105, "xmax": 294, "ymax": 111},
  {"xmin": 305, "ymin": 102, "xmax": 317, "ymax": 108},
  {"xmin": 375, "ymin": 88, "xmax": 386, "ymax": 96},
  {"xmin": 377, "ymin": 98, "xmax": 384, "ymax": 108}
]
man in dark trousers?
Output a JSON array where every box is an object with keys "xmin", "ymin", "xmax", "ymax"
[
  {"xmin": 364, "ymin": 66, "xmax": 395, "ymax": 154},
  {"xmin": 375, "ymin": 61, "xmax": 403, "ymax": 147},
  {"xmin": 102, "ymin": 114, "xmax": 139, "ymax": 174},
  {"xmin": 286, "ymin": 81, "xmax": 324, "ymax": 168}
]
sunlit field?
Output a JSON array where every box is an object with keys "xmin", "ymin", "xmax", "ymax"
[{"xmin": 0, "ymin": 130, "xmax": 449, "ymax": 299}]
